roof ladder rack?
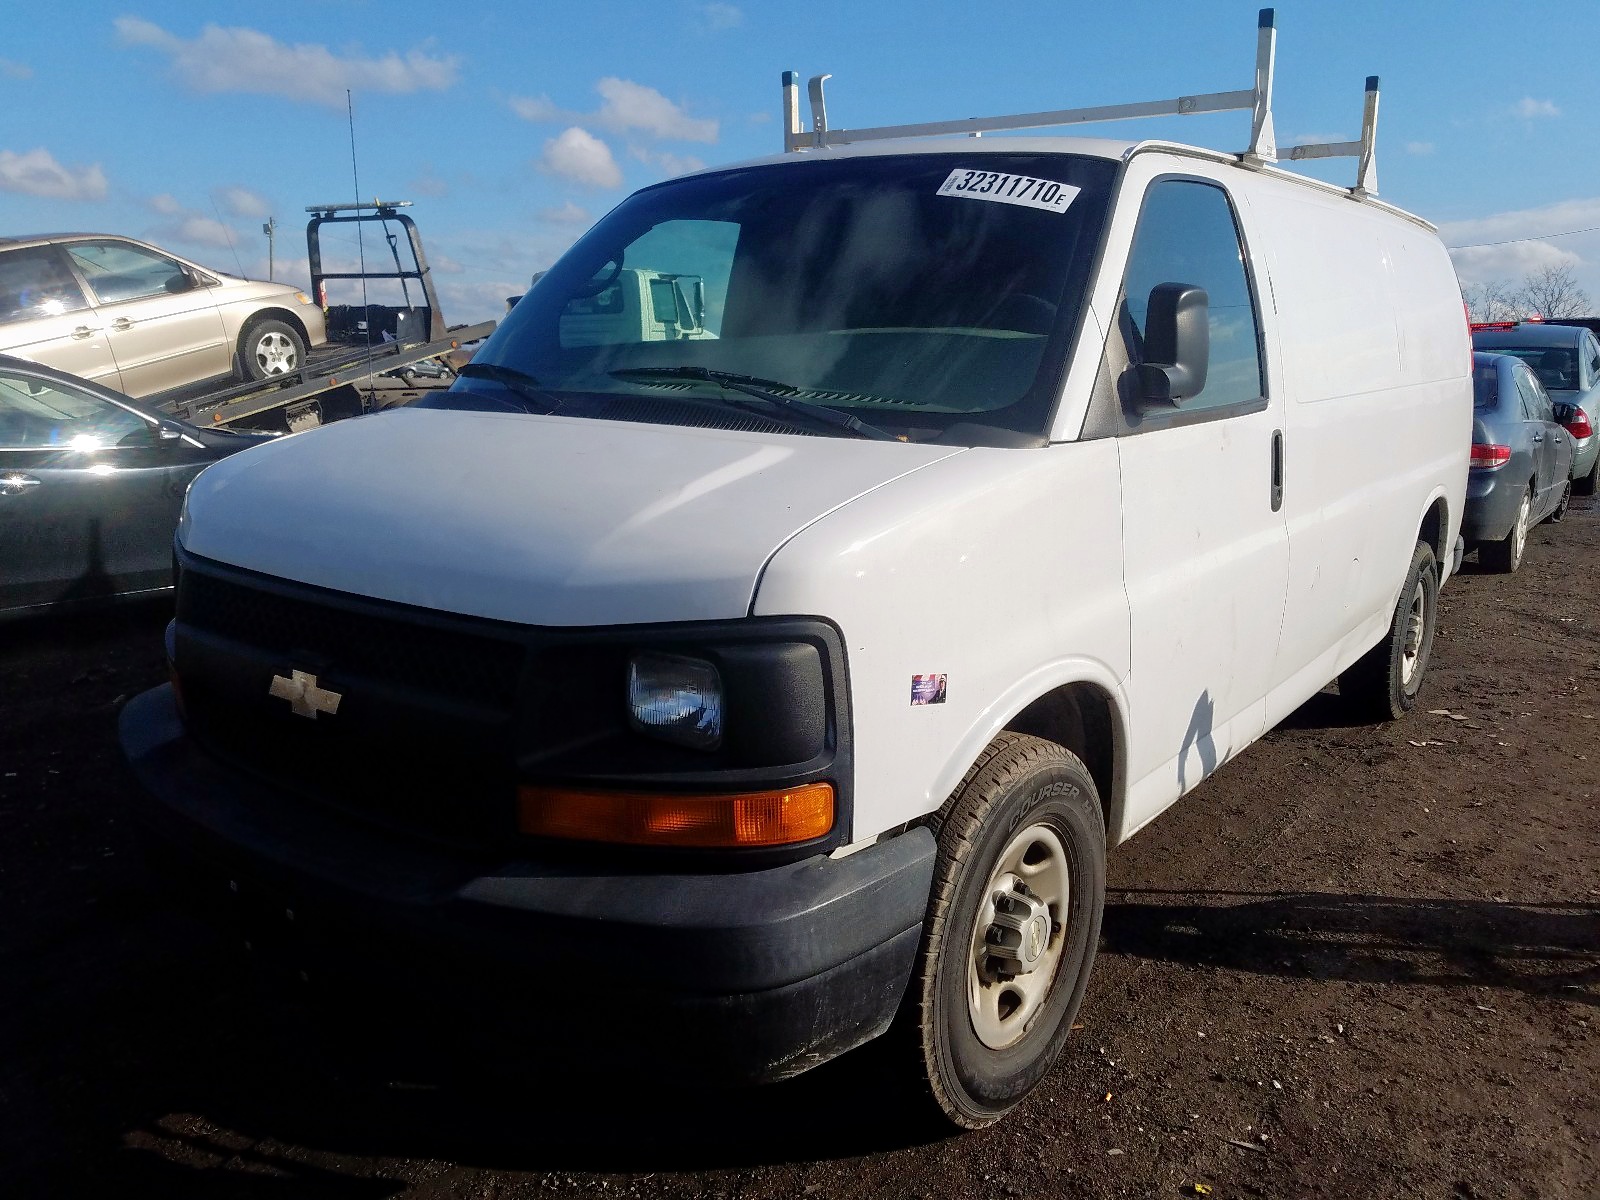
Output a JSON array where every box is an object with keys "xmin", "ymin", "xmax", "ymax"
[
  {"xmin": 784, "ymin": 8, "xmax": 1281, "ymax": 160},
  {"xmin": 1282, "ymin": 76, "xmax": 1382, "ymax": 198}
]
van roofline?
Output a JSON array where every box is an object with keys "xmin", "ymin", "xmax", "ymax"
[{"xmin": 664, "ymin": 135, "xmax": 1437, "ymax": 234}]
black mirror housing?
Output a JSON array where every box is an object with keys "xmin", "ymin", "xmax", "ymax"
[
  {"xmin": 1136, "ymin": 283, "xmax": 1210, "ymax": 406},
  {"xmin": 1553, "ymin": 401, "xmax": 1575, "ymax": 423}
]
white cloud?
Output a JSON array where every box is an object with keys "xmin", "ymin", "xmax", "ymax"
[
  {"xmin": 409, "ymin": 164, "xmax": 449, "ymax": 197},
  {"xmin": 1450, "ymin": 241, "xmax": 1581, "ymax": 288},
  {"xmin": 538, "ymin": 201, "xmax": 591, "ymax": 225},
  {"xmin": 0, "ymin": 147, "xmax": 107, "ymax": 200},
  {"xmin": 1285, "ymin": 131, "xmax": 1347, "ymax": 148},
  {"xmin": 114, "ymin": 17, "xmax": 459, "ymax": 109},
  {"xmin": 700, "ymin": 3, "xmax": 743, "ymax": 29},
  {"xmin": 431, "ymin": 253, "xmax": 465, "ymax": 275},
  {"xmin": 595, "ymin": 77, "xmax": 716, "ymax": 142},
  {"xmin": 1437, "ymin": 197, "xmax": 1600, "ymax": 250},
  {"xmin": 0, "ymin": 58, "xmax": 33, "ymax": 80},
  {"xmin": 218, "ymin": 186, "xmax": 270, "ymax": 219},
  {"xmin": 512, "ymin": 78, "xmax": 717, "ymax": 143},
  {"xmin": 1405, "ymin": 141, "xmax": 1435, "ymax": 156},
  {"xmin": 149, "ymin": 192, "xmax": 184, "ymax": 215},
  {"xmin": 174, "ymin": 216, "xmax": 238, "ymax": 249},
  {"xmin": 510, "ymin": 94, "xmax": 562, "ymax": 122},
  {"xmin": 539, "ymin": 127, "xmax": 622, "ymax": 188},
  {"xmin": 1513, "ymin": 97, "xmax": 1560, "ymax": 119},
  {"xmin": 629, "ymin": 145, "xmax": 706, "ymax": 179},
  {"xmin": 747, "ymin": 110, "xmax": 772, "ymax": 125}
]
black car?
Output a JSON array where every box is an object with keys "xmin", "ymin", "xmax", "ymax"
[
  {"xmin": 1463, "ymin": 351, "xmax": 1575, "ymax": 573},
  {"xmin": 0, "ymin": 354, "xmax": 274, "ymax": 616}
]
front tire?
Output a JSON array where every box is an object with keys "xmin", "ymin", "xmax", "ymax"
[
  {"xmin": 1340, "ymin": 540, "xmax": 1440, "ymax": 721},
  {"xmin": 907, "ymin": 732, "xmax": 1105, "ymax": 1129},
  {"xmin": 239, "ymin": 318, "xmax": 306, "ymax": 382}
]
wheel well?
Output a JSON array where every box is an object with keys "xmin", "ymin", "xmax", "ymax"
[
  {"xmin": 1419, "ymin": 497, "xmax": 1447, "ymax": 572},
  {"xmin": 1003, "ymin": 682, "xmax": 1118, "ymax": 840},
  {"xmin": 240, "ymin": 308, "xmax": 309, "ymax": 346}
]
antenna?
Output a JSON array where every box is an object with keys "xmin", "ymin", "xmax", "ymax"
[{"xmin": 209, "ymin": 195, "xmax": 246, "ymax": 276}]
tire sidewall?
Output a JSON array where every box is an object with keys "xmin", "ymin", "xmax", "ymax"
[
  {"xmin": 926, "ymin": 756, "xmax": 1105, "ymax": 1122},
  {"xmin": 241, "ymin": 319, "xmax": 304, "ymax": 380},
  {"xmin": 1388, "ymin": 542, "xmax": 1439, "ymax": 712}
]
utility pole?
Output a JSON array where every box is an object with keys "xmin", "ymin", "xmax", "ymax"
[{"xmin": 262, "ymin": 216, "xmax": 278, "ymax": 281}]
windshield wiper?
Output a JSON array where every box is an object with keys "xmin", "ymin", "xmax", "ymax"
[
  {"xmin": 455, "ymin": 362, "xmax": 562, "ymax": 413},
  {"xmin": 609, "ymin": 366, "xmax": 898, "ymax": 441}
]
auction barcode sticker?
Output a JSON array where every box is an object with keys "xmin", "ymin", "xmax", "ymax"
[{"xmin": 936, "ymin": 169, "xmax": 1080, "ymax": 213}]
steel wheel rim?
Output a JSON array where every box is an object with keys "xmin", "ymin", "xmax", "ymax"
[
  {"xmin": 1400, "ymin": 580, "xmax": 1427, "ymax": 687},
  {"xmin": 968, "ymin": 822, "xmax": 1070, "ymax": 1050},
  {"xmin": 255, "ymin": 332, "xmax": 296, "ymax": 374}
]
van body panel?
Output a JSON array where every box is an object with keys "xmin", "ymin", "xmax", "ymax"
[
  {"xmin": 177, "ymin": 406, "xmax": 963, "ymax": 627},
  {"xmin": 751, "ymin": 441, "xmax": 1130, "ymax": 841}
]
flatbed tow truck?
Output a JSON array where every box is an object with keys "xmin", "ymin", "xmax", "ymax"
[{"xmin": 156, "ymin": 200, "xmax": 495, "ymax": 432}]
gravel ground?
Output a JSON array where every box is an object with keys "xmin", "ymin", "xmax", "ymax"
[{"xmin": 2, "ymin": 499, "xmax": 1596, "ymax": 1199}]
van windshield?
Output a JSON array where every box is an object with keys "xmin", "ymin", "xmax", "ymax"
[{"xmin": 437, "ymin": 153, "xmax": 1117, "ymax": 442}]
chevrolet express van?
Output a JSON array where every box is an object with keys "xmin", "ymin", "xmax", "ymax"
[{"xmin": 122, "ymin": 116, "xmax": 1471, "ymax": 1126}]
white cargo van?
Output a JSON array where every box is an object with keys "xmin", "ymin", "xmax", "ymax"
[{"xmin": 121, "ymin": 12, "xmax": 1470, "ymax": 1129}]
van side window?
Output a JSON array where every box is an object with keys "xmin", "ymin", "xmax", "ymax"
[{"xmin": 1120, "ymin": 180, "xmax": 1264, "ymax": 415}]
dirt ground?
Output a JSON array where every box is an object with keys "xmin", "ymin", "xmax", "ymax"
[{"xmin": 2, "ymin": 500, "xmax": 1596, "ymax": 1200}]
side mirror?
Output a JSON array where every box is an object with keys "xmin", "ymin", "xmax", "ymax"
[
  {"xmin": 1136, "ymin": 283, "xmax": 1210, "ymax": 406},
  {"xmin": 157, "ymin": 420, "xmax": 185, "ymax": 444},
  {"xmin": 164, "ymin": 271, "xmax": 196, "ymax": 295}
]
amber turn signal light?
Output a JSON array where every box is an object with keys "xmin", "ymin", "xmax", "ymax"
[{"xmin": 517, "ymin": 782, "xmax": 834, "ymax": 848}]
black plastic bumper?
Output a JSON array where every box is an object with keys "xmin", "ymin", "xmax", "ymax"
[{"xmin": 119, "ymin": 685, "xmax": 935, "ymax": 1084}]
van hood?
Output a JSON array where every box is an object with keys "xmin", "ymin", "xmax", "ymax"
[{"xmin": 179, "ymin": 407, "xmax": 963, "ymax": 626}]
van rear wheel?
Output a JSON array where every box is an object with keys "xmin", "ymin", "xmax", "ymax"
[
  {"xmin": 905, "ymin": 732, "xmax": 1105, "ymax": 1129},
  {"xmin": 1575, "ymin": 455, "xmax": 1599, "ymax": 497},
  {"xmin": 1339, "ymin": 540, "xmax": 1439, "ymax": 722}
]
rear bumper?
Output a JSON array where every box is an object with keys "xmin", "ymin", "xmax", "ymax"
[
  {"xmin": 1461, "ymin": 468, "xmax": 1522, "ymax": 543},
  {"xmin": 119, "ymin": 685, "xmax": 934, "ymax": 1084}
]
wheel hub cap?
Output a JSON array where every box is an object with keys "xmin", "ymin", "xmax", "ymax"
[
  {"xmin": 985, "ymin": 882, "xmax": 1053, "ymax": 973},
  {"xmin": 967, "ymin": 823, "xmax": 1070, "ymax": 1050}
]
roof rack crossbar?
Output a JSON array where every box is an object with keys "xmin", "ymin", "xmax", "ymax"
[
  {"xmin": 1282, "ymin": 76, "xmax": 1381, "ymax": 197},
  {"xmin": 783, "ymin": 9, "xmax": 1281, "ymax": 158}
]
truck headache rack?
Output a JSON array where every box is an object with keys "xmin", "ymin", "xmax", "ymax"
[{"xmin": 782, "ymin": 8, "xmax": 1382, "ymax": 199}]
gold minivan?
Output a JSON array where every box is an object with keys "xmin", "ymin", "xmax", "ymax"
[{"xmin": 0, "ymin": 234, "xmax": 327, "ymax": 399}]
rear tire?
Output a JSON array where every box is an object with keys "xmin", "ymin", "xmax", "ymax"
[
  {"xmin": 1480, "ymin": 487, "xmax": 1531, "ymax": 574},
  {"xmin": 239, "ymin": 318, "xmax": 306, "ymax": 382},
  {"xmin": 1575, "ymin": 454, "xmax": 1599, "ymax": 497},
  {"xmin": 905, "ymin": 732, "xmax": 1105, "ymax": 1130},
  {"xmin": 1340, "ymin": 540, "xmax": 1440, "ymax": 721},
  {"xmin": 1546, "ymin": 481, "xmax": 1572, "ymax": 524}
]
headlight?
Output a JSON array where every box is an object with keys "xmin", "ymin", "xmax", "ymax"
[{"xmin": 627, "ymin": 652, "xmax": 723, "ymax": 750}]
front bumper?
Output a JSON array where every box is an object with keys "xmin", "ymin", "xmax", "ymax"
[{"xmin": 120, "ymin": 685, "xmax": 935, "ymax": 1084}]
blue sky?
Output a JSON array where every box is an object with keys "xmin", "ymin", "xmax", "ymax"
[{"xmin": 4, "ymin": 0, "xmax": 1599, "ymax": 325}]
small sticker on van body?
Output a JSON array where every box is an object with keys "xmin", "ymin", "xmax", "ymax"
[
  {"xmin": 936, "ymin": 170, "xmax": 1080, "ymax": 214},
  {"xmin": 911, "ymin": 674, "xmax": 948, "ymax": 705}
]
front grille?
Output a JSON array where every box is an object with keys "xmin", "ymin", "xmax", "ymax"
[
  {"xmin": 179, "ymin": 568, "xmax": 525, "ymax": 707},
  {"xmin": 174, "ymin": 560, "xmax": 528, "ymax": 846}
]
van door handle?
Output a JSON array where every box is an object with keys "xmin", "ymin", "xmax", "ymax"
[
  {"xmin": 110, "ymin": 317, "xmax": 134, "ymax": 331},
  {"xmin": 1270, "ymin": 429, "xmax": 1284, "ymax": 512},
  {"xmin": 1531, "ymin": 433, "xmax": 1544, "ymax": 444},
  {"xmin": 70, "ymin": 325, "xmax": 97, "ymax": 340},
  {"xmin": 0, "ymin": 473, "xmax": 42, "ymax": 495}
]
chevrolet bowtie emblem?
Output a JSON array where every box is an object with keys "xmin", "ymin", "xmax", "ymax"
[{"xmin": 268, "ymin": 670, "xmax": 342, "ymax": 719}]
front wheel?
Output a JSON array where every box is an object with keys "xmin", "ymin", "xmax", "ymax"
[
  {"xmin": 239, "ymin": 318, "xmax": 306, "ymax": 382},
  {"xmin": 1340, "ymin": 540, "xmax": 1440, "ymax": 721},
  {"xmin": 906, "ymin": 732, "xmax": 1105, "ymax": 1129}
]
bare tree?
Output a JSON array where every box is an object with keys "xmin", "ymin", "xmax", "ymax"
[
  {"xmin": 1516, "ymin": 264, "xmax": 1591, "ymax": 319},
  {"xmin": 1463, "ymin": 279, "xmax": 1523, "ymax": 322}
]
